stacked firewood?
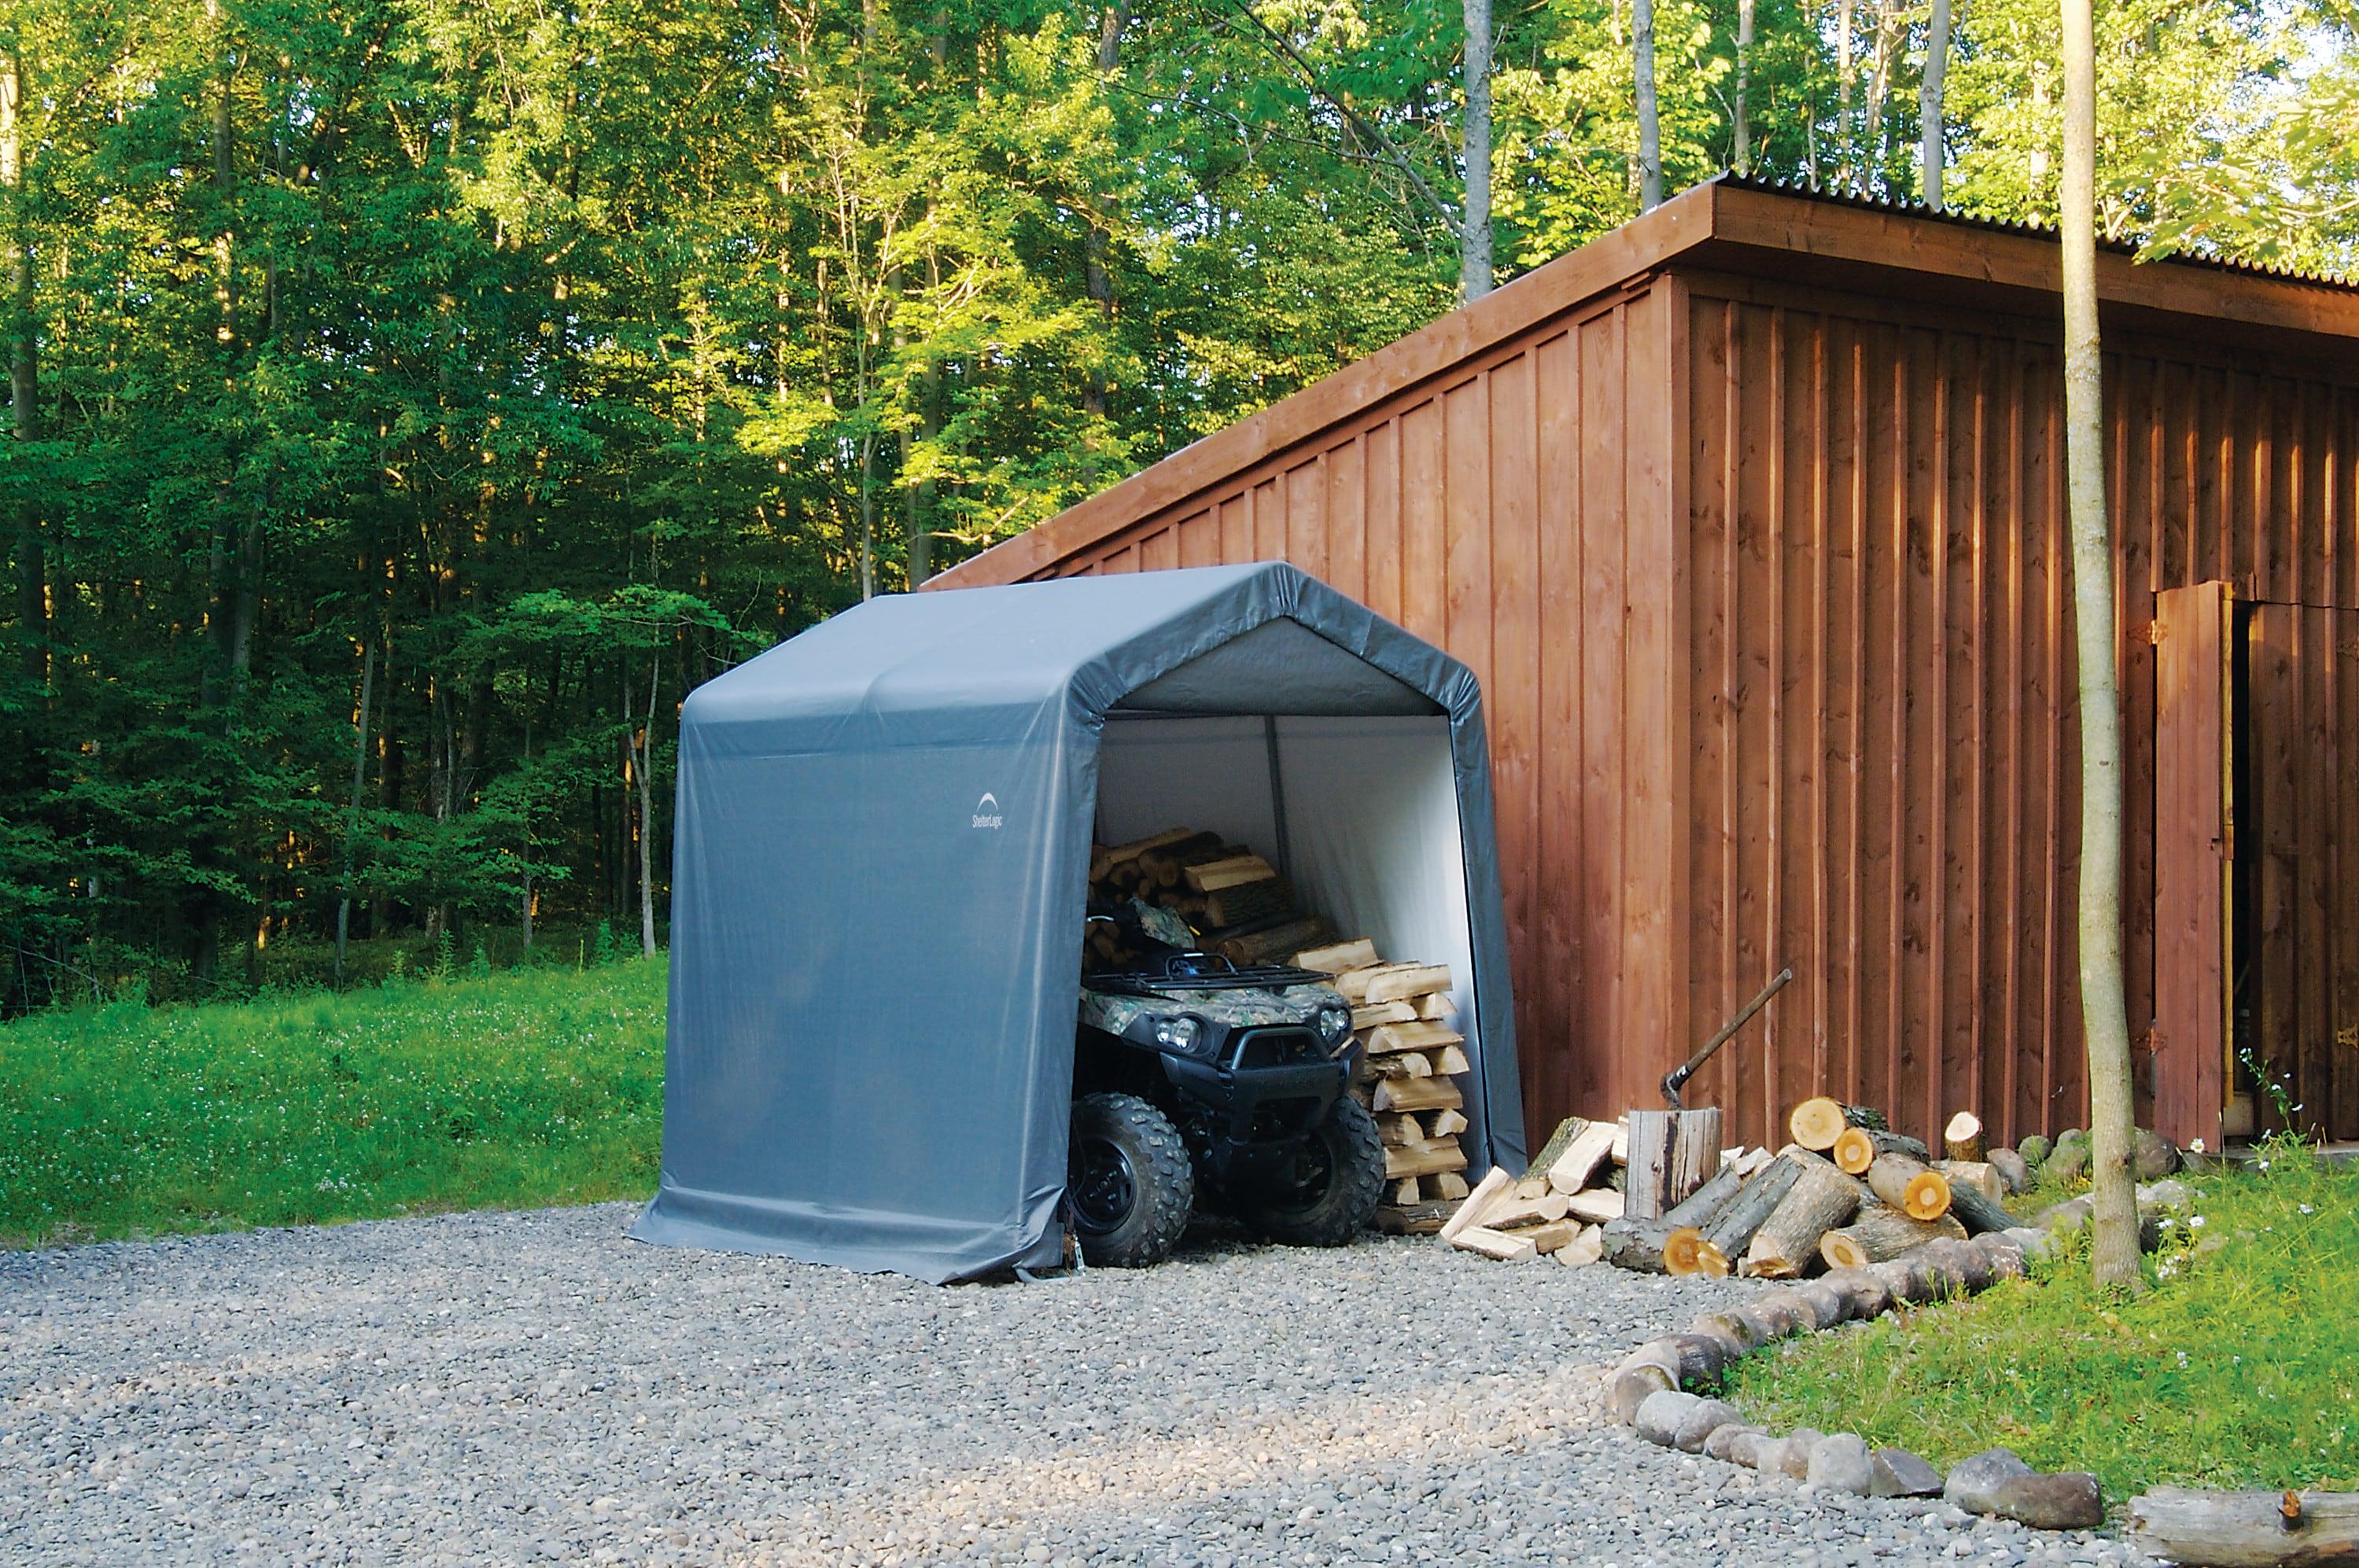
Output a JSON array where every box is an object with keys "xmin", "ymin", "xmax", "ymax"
[
  {"xmin": 1590, "ymin": 1099, "xmax": 2037, "ymax": 1278},
  {"xmin": 1291, "ymin": 939, "xmax": 1476, "ymax": 1226},
  {"xmin": 1435, "ymin": 1095, "xmax": 2066, "ymax": 1275},
  {"xmin": 1438, "ymin": 1113, "xmax": 1645, "ymax": 1264},
  {"xmin": 1086, "ymin": 828, "xmax": 1334, "ymax": 966}
]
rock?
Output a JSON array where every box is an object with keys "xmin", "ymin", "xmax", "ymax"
[
  {"xmin": 1633, "ymin": 1389, "xmax": 1705, "ymax": 1448},
  {"xmin": 1806, "ymin": 1434, "xmax": 1874, "ymax": 1495},
  {"xmin": 2044, "ymin": 1142, "xmax": 2089, "ymax": 1183},
  {"xmin": 1985, "ymin": 1147, "xmax": 2032, "ymax": 1194},
  {"xmin": 1702, "ymin": 1423, "xmax": 1761, "ymax": 1462},
  {"xmin": 1989, "ymin": 1471, "xmax": 2103, "ymax": 1530},
  {"xmin": 1672, "ymin": 1398, "xmax": 1742, "ymax": 1453},
  {"xmin": 1726, "ymin": 1430, "xmax": 1774, "ymax": 1470},
  {"xmin": 1778, "ymin": 1427, "xmax": 1824, "ymax": 1482},
  {"xmin": 1609, "ymin": 1365, "xmax": 1673, "ymax": 1425},
  {"xmin": 1869, "ymin": 1447, "xmax": 1944, "ymax": 1498},
  {"xmin": 2016, "ymin": 1134, "xmax": 2052, "ymax": 1168},
  {"xmin": 2132, "ymin": 1128, "xmax": 2180, "ymax": 1180},
  {"xmin": 1944, "ymin": 1448, "xmax": 2036, "ymax": 1515},
  {"xmin": 2140, "ymin": 1177, "xmax": 2193, "ymax": 1210}
]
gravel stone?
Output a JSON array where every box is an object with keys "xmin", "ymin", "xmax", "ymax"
[
  {"xmin": 1808, "ymin": 1434, "xmax": 1874, "ymax": 1495},
  {"xmin": 1948, "ymin": 1448, "xmax": 2040, "ymax": 1514},
  {"xmin": 0, "ymin": 1203, "xmax": 2160, "ymax": 1566}
]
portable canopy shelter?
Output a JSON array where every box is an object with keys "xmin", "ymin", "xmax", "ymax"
[{"xmin": 632, "ymin": 561, "xmax": 1526, "ymax": 1283}]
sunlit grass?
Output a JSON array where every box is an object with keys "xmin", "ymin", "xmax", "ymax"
[
  {"xmin": 0, "ymin": 957, "xmax": 666, "ymax": 1246},
  {"xmin": 1725, "ymin": 1139, "xmax": 2359, "ymax": 1498}
]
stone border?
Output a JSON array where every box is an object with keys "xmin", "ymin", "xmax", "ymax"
[{"xmin": 1602, "ymin": 1225, "xmax": 2105, "ymax": 1533}]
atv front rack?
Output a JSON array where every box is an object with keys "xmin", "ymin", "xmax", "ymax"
[{"xmin": 1085, "ymin": 952, "xmax": 1330, "ymax": 996}]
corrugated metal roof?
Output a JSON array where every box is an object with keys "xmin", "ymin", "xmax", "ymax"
[{"xmin": 1710, "ymin": 170, "xmax": 2356, "ymax": 290}]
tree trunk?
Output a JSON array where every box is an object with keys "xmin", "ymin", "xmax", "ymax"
[
  {"xmin": 1820, "ymin": 1208, "xmax": 1966, "ymax": 1269},
  {"xmin": 1081, "ymin": 3, "xmax": 1127, "ymax": 422},
  {"xmin": 1624, "ymin": 1107, "xmax": 1721, "ymax": 1219},
  {"xmin": 1703, "ymin": 1153, "xmax": 1803, "ymax": 1258},
  {"xmin": 1742, "ymin": 1156, "xmax": 1860, "ymax": 1277},
  {"xmin": 1836, "ymin": 0, "xmax": 1856, "ymax": 184},
  {"xmin": 1461, "ymin": 0, "xmax": 1494, "ymax": 297},
  {"xmin": 2129, "ymin": 1487, "xmax": 2359, "ymax": 1566},
  {"xmin": 1919, "ymin": 0, "xmax": 1952, "ymax": 207},
  {"xmin": 1734, "ymin": 0, "xmax": 1755, "ymax": 175},
  {"xmin": 2, "ymin": 46, "xmax": 42, "ymax": 686},
  {"xmin": 334, "ymin": 641, "xmax": 374, "ymax": 986},
  {"xmin": 520, "ymin": 715, "xmax": 534, "ymax": 955},
  {"xmin": 2061, "ymin": 0, "xmax": 2142, "ymax": 1294},
  {"xmin": 1632, "ymin": 0, "xmax": 1663, "ymax": 210},
  {"xmin": 636, "ymin": 657, "xmax": 659, "ymax": 957}
]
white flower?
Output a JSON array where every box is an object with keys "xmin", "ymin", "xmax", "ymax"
[
  {"xmin": 2188, "ymin": 1215, "xmax": 2206, "ymax": 1228},
  {"xmin": 2258, "ymin": 1160, "xmax": 2271, "ymax": 1171},
  {"xmin": 2300, "ymin": 1203, "xmax": 2315, "ymax": 1215},
  {"xmin": 2190, "ymin": 1138, "xmax": 2207, "ymax": 1154}
]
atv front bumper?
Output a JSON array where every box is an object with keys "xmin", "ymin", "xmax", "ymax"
[{"xmin": 1159, "ymin": 1032, "xmax": 1351, "ymax": 1180}]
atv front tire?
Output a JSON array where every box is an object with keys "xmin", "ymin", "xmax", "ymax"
[
  {"xmin": 1237, "ymin": 1094, "xmax": 1385, "ymax": 1246},
  {"xmin": 1067, "ymin": 1092, "xmax": 1195, "ymax": 1268}
]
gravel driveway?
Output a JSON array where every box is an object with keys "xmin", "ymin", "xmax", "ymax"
[{"xmin": 2, "ymin": 1204, "xmax": 2154, "ymax": 1566}]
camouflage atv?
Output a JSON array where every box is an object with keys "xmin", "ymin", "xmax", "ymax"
[{"xmin": 1067, "ymin": 900, "xmax": 1385, "ymax": 1268}]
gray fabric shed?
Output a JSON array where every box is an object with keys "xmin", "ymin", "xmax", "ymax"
[{"xmin": 631, "ymin": 562, "xmax": 1527, "ymax": 1283}]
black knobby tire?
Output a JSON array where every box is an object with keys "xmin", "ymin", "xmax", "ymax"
[
  {"xmin": 1237, "ymin": 1095, "xmax": 1385, "ymax": 1246},
  {"xmin": 1067, "ymin": 1092, "xmax": 1195, "ymax": 1268}
]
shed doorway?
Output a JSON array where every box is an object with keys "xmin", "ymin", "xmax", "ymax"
[{"xmin": 2154, "ymin": 580, "xmax": 2359, "ymax": 1149}]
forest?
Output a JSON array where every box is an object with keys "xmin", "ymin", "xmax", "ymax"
[{"xmin": 2, "ymin": 0, "xmax": 2353, "ymax": 1010}]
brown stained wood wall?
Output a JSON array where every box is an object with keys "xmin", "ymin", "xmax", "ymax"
[
  {"xmin": 1679, "ymin": 278, "xmax": 2359, "ymax": 1150},
  {"xmin": 937, "ymin": 187, "xmax": 2359, "ymax": 1150},
  {"xmin": 2243, "ymin": 603, "xmax": 2359, "ymax": 1141},
  {"xmin": 1052, "ymin": 285, "xmax": 1688, "ymax": 1128}
]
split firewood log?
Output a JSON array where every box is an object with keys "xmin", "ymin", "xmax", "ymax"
[
  {"xmin": 1390, "ymin": 1176, "xmax": 1423, "ymax": 1205},
  {"xmin": 1430, "ymin": 1108, "xmax": 1469, "ymax": 1139},
  {"xmin": 1564, "ymin": 1187, "xmax": 1625, "ymax": 1224},
  {"xmin": 1351, "ymin": 999, "xmax": 1417, "ymax": 1029},
  {"xmin": 1295, "ymin": 937, "xmax": 1379, "ymax": 974},
  {"xmin": 1430, "ymin": 1170, "xmax": 1470, "ymax": 1201},
  {"xmin": 1483, "ymin": 1188, "xmax": 1571, "ymax": 1230},
  {"xmin": 1090, "ymin": 827, "xmax": 1195, "ymax": 882},
  {"xmin": 1543, "ymin": 1120, "xmax": 1619, "ymax": 1195},
  {"xmin": 1373, "ymin": 1077, "xmax": 1463, "ymax": 1113},
  {"xmin": 1818, "ymin": 1208, "xmax": 1968, "ymax": 1269},
  {"xmin": 1515, "ymin": 1217, "xmax": 1582, "ymax": 1255},
  {"xmin": 1943, "ymin": 1110, "xmax": 1986, "ymax": 1163},
  {"xmin": 1831, "ymin": 1126, "xmax": 1932, "ymax": 1175},
  {"xmin": 1384, "ymin": 1138, "xmax": 1466, "ymax": 1180},
  {"xmin": 1451, "ymin": 1226, "xmax": 1538, "ymax": 1261},
  {"xmin": 1437, "ymin": 1167, "xmax": 1514, "ymax": 1242},
  {"xmin": 1741, "ymin": 1154, "xmax": 1861, "ymax": 1277},
  {"xmin": 1789, "ymin": 1097, "xmax": 1887, "ymax": 1152},
  {"xmin": 1863, "ymin": 1153, "xmax": 1954, "ymax": 1221},
  {"xmin": 1363, "ymin": 1020, "xmax": 1463, "ymax": 1056},
  {"xmin": 1428, "ymin": 1043, "xmax": 1471, "ymax": 1076},
  {"xmin": 1555, "ymin": 1224, "xmax": 1605, "ymax": 1267}
]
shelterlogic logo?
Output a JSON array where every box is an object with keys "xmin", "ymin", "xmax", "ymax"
[{"xmin": 971, "ymin": 792, "xmax": 1004, "ymax": 830}]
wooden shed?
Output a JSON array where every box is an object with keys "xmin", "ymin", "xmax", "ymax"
[{"xmin": 930, "ymin": 175, "xmax": 2359, "ymax": 1156}]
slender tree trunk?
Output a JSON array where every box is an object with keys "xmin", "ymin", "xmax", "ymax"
[
  {"xmin": 1734, "ymin": 0, "xmax": 1755, "ymax": 175},
  {"xmin": 1866, "ymin": 2, "xmax": 1896, "ymax": 182},
  {"xmin": 520, "ymin": 715, "xmax": 534, "ymax": 955},
  {"xmin": 1919, "ymin": 0, "xmax": 1951, "ymax": 207},
  {"xmin": 2, "ymin": 46, "xmax": 42, "ymax": 687},
  {"xmin": 1461, "ymin": 0, "xmax": 1494, "ymax": 297},
  {"xmin": 636, "ymin": 659, "xmax": 658, "ymax": 957},
  {"xmin": 334, "ymin": 641, "xmax": 374, "ymax": 986},
  {"xmin": 1081, "ymin": 4, "xmax": 1127, "ymax": 423},
  {"xmin": 1632, "ymin": 0, "xmax": 1663, "ymax": 210},
  {"xmin": 1836, "ymin": 0, "xmax": 1856, "ymax": 184},
  {"xmin": 2060, "ymin": 0, "xmax": 2140, "ymax": 1294}
]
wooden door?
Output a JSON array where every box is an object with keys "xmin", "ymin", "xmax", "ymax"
[
  {"xmin": 2243, "ymin": 602, "xmax": 2359, "ymax": 1141},
  {"xmin": 2152, "ymin": 581, "xmax": 2234, "ymax": 1152}
]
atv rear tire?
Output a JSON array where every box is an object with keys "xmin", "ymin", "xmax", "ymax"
[
  {"xmin": 1067, "ymin": 1092, "xmax": 1194, "ymax": 1268},
  {"xmin": 1238, "ymin": 1095, "xmax": 1384, "ymax": 1246}
]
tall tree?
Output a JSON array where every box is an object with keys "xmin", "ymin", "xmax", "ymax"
[
  {"xmin": 2059, "ymin": 0, "xmax": 2140, "ymax": 1293},
  {"xmin": 1634, "ymin": 0, "xmax": 1664, "ymax": 208},
  {"xmin": 1462, "ymin": 0, "xmax": 1494, "ymax": 297},
  {"xmin": 1920, "ymin": 0, "xmax": 1951, "ymax": 206},
  {"xmin": 1734, "ymin": 0, "xmax": 1755, "ymax": 175}
]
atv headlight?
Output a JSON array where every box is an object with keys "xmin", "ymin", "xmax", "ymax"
[
  {"xmin": 1153, "ymin": 1014, "xmax": 1203, "ymax": 1054},
  {"xmin": 1314, "ymin": 1004, "xmax": 1353, "ymax": 1049}
]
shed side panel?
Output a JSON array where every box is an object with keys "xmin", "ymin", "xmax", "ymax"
[
  {"xmin": 1016, "ymin": 289, "xmax": 1679, "ymax": 1136},
  {"xmin": 1680, "ymin": 279, "xmax": 2359, "ymax": 1150}
]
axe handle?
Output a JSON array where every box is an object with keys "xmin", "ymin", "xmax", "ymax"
[{"xmin": 1661, "ymin": 967, "xmax": 1793, "ymax": 1107}]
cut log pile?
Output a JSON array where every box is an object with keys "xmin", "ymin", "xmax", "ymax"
[
  {"xmin": 1086, "ymin": 827, "xmax": 1336, "ymax": 966},
  {"xmin": 1295, "ymin": 939, "xmax": 1475, "ymax": 1226}
]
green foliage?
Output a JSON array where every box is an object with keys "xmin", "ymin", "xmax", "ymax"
[
  {"xmin": 1727, "ymin": 1142, "xmax": 2359, "ymax": 1497},
  {"xmin": 0, "ymin": 956, "xmax": 667, "ymax": 1246},
  {"xmin": 1, "ymin": 0, "xmax": 2353, "ymax": 1010}
]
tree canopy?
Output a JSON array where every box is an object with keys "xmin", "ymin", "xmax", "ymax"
[{"xmin": 2, "ymin": 0, "xmax": 2351, "ymax": 1007}]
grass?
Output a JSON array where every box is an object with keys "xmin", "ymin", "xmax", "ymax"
[
  {"xmin": 1724, "ymin": 1139, "xmax": 2359, "ymax": 1500},
  {"xmin": 0, "ymin": 956, "xmax": 666, "ymax": 1247}
]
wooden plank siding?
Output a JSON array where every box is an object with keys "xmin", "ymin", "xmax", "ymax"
[
  {"xmin": 931, "ymin": 183, "xmax": 2359, "ymax": 1148},
  {"xmin": 1677, "ymin": 282, "xmax": 2359, "ymax": 1149}
]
